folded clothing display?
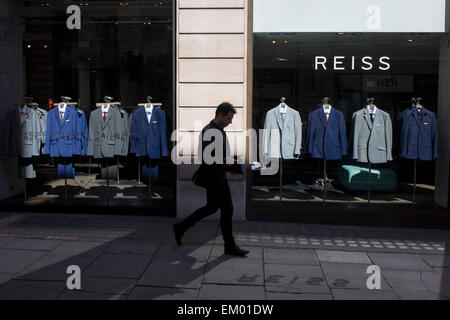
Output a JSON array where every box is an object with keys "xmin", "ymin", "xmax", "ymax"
[{"xmin": 338, "ymin": 165, "xmax": 397, "ymax": 192}]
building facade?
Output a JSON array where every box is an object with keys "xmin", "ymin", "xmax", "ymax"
[{"xmin": 1, "ymin": 0, "xmax": 449, "ymax": 227}]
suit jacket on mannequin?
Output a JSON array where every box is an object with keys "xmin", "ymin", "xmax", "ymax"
[
  {"xmin": 398, "ymin": 107, "xmax": 438, "ymax": 161},
  {"xmin": 306, "ymin": 106, "xmax": 347, "ymax": 160},
  {"xmin": 130, "ymin": 106, "xmax": 169, "ymax": 159},
  {"xmin": 351, "ymin": 107, "xmax": 393, "ymax": 164},
  {"xmin": 73, "ymin": 107, "xmax": 88, "ymax": 156},
  {"xmin": 263, "ymin": 105, "xmax": 302, "ymax": 159},
  {"xmin": 4, "ymin": 105, "xmax": 41, "ymax": 158},
  {"xmin": 87, "ymin": 106, "xmax": 124, "ymax": 158},
  {"xmin": 117, "ymin": 109, "xmax": 130, "ymax": 156},
  {"xmin": 44, "ymin": 106, "xmax": 87, "ymax": 157}
]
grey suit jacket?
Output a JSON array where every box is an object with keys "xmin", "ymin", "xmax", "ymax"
[
  {"xmin": 87, "ymin": 106, "xmax": 124, "ymax": 158},
  {"xmin": 3, "ymin": 106, "xmax": 41, "ymax": 158},
  {"xmin": 36, "ymin": 107, "xmax": 48, "ymax": 152},
  {"xmin": 351, "ymin": 108, "xmax": 393, "ymax": 164},
  {"xmin": 263, "ymin": 105, "xmax": 302, "ymax": 159},
  {"xmin": 117, "ymin": 109, "xmax": 130, "ymax": 156}
]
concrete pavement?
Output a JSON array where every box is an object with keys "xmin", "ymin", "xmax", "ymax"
[{"xmin": 0, "ymin": 211, "xmax": 450, "ymax": 300}]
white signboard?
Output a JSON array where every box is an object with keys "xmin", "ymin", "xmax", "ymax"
[{"xmin": 254, "ymin": 0, "xmax": 446, "ymax": 33}]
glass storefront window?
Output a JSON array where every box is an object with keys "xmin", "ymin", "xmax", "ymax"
[
  {"xmin": 251, "ymin": 33, "xmax": 441, "ymax": 213},
  {"xmin": 1, "ymin": 0, "xmax": 175, "ymax": 215}
]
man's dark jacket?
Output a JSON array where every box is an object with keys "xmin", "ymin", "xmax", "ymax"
[{"xmin": 192, "ymin": 120, "xmax": 229, "ymax": 188}]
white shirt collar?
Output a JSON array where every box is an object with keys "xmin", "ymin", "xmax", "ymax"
[
  {"xmin": 278, "ymin": 103, "xmax": 287, "ymax": 114},
  {"xmin": 367, "ymin": 105, "xmax": 377, "ymax": 114},
  {"xmin": 59, "ymin": 103, "xmax": 67, "ymax": 113},
  {"xmin": 323, "ymin": 105, "xmax": 332, "ymax": 114},
  {"xmin": 101, "ymin": 104, "xmax": 110, "ymax": 113}
]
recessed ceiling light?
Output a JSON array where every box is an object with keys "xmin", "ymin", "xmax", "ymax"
[
  {"xmin": 408, "ymin": 39, "xmax": 414, "ymax": 42},
  {"xmin": 284, "ymin": 40, "xmax": 288, "ymax": 44},
  {"xmin": 272, "ymin": 40, "xmax": 276, "ymax": 44},
  {"xmin": 337, "ymin": 32, "xmax": 345, "ymax": 35}
]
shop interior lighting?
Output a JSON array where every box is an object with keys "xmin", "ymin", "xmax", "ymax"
[{"xmin": 272, "ymin": 40, "xmax": 276, "ymax": 44}]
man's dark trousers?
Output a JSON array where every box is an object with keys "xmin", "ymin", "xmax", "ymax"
[{"xmin": 178, "ymin": 175, "xmax": 234, "ymax": 247}]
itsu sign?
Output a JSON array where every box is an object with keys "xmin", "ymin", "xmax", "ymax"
[{"xmin": 315, "ymin": 56, "xmax": 391, "ymax": 71}]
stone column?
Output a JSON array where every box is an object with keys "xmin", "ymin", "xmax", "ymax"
[{"xmin": 176, "ymin": 0, "xmax": 249, "ymax": 220}]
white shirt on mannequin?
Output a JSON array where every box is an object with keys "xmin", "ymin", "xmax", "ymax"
[{"xmin": 145, "ymin": 104, "xmax": 153, "ymax": 123}]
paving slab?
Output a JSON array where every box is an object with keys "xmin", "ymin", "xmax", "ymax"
[
  {"xmin": 420, "ymin": 271, "xmax": 450, "ymax": 298},
  {"xmin": 210, "ymin": 245, "xmax": 262, "ymax": 260},
  {"xmin": 264, "ymin": 248, "xmax": 319, "ymax": 265},
  {"xmin": 316, "ymin": 250, "xmax": 371, "ymax": 264},
  {"xmin": 0, "ymin": 248, "xmax": 47, "ymax": 273},
  {"xmin": 0, "ymin": 238, "xmax": 12, "ymax": 247},
  {"xmin": 265, "ymin": 292, "xmax": 333, "ymax": 300},
  {"xmin": 203, "ymin": 258, "xmax": 264, "ymax": 286},
  {"xmin": 57, "ymin": 290, "xmax": 127, "ymax": 300},
  {"xmin": 84, "ymin": 253, "xmax": 153, "ymax": 279},
  {"xmin": 420, "ymin": 254, "xmax": 450, "ymax": 268},
  {"xmin": 128, "ymin": 286, "xmax": 199, "ymax": 300},
  {"xmin": 49, "ymin": 241, "xmax": 108, "ymax": 258},
  {"xmin": 321, "ymin": 262, "xmax": 391, "ymax": 290},
  {"xmin": 139, "ymin": 260, "xmax": 207, "ymax": 289},
  {"xmin": 104, "ymin": 242, "xmax": 159, "ymax": 255},
  {"xmin": 154, "ymin": 245, "xmax": 212, "ymax": 262},
  {"xmin": 264, "ymin": 264, "xmax": 330, "ymax": 294},
  {"xmin": 17, "ymin": 254, "xmax": 96, "ymax": 281},
  {"xmin": 367, "ymin": 253, "xmax": 433, "ymax": 271},
  {"xmin": 331, "ymin": 289, "xmax": 399, "ymax": 300},
  {"xmin": 198, "ymin": 284, "xmax": 265, "ymax": 300},
  {"xmin": 3, "ymin": 238, "xmax": 62, "ymax": 251},
  {"xmin": 0, "ymin": 280, "xmax": 65, "ymax": 300},
  {"xmin": 393, "ymin": 288, "xmax": 449, "ymax": 300},
  {"xmin": 381, "ymin": 270, "xmax": 427, "ymax": 290},
  {"xmin": 0, "ymin": 273, "xmax": 14, "ymax": 288},
  {"xmin": 77, "ymin": 277, "xmax": 136, "ymax": 295}
]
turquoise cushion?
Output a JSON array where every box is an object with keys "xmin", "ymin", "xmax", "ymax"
[{"xmin": 338, "ymin": 165, "xmax": 397, "ymax": 192}]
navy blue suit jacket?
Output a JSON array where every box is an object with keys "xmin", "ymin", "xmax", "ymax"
[
  {"xmin": 44, "ymin": 107, "xmax": 88, "ymax": 157},
  {"xmin": 398, "ymin": 107, "xmax": 438, "ymax": 161},
  {"xmin": 130, "ymin": 107, "xmax": 169, "ymax": 158},
  {"xmin": 306, "ymin": 107, "xmax": 347, "ymax": 160}
]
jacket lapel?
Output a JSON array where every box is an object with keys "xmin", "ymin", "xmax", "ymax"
[
  {"xmin": 19, "ymin": 105, "xmax": 28, "ymax": 128},
  {"xmin": 102, "ymin": 108, "xmax": 112, "ymax": 129},
  {"xmin": 364, "ymin": 109, "xmax": 373, "ymax": 130},
  {"xmin": 60, "ymin": 107, "xmax": 70, "ymax": 129},
  {"xmin": 275, "ymin": 106, "xmax": 283, "ymax": 130},
  {"xmin": 319, "ymin": 108, "xmax": 327, "ymax": 128},
  {"xmin": 55, "ymin": 107, "xmax": 63, "ymax": 128},
  {"xmin": 411, "ymin": 107, "xmax": 421, "ymax": 127}
]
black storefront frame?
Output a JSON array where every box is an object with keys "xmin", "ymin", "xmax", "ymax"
[
  {"xmin": 246, "ymin": 30, "xmax": 450, "ymax": 229},
  {"xmin": 0, "ymin": 1, "xmax": 178, "ymax": 217}
]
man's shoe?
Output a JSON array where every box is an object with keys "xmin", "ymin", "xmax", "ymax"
[
  {"xmin": 173, "ymin": 224, "xmax": 183, "ymax": 246},
  {"xmin": 224, "ymin": 245, "xmax": 249, "ymax": 257}
]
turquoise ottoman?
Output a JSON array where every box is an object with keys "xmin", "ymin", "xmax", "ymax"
[{"xmin": 338, "ymin": 165, "xmax": 397, "ymax": 192}]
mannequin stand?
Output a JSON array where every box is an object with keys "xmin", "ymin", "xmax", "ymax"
[
  {"xmin": 279, "ymin": 158, "xmax": 283, "ymax": 206},
  {"xmin": 117, "ymin": 158, "xmax": 120, "ymax": 184},
  {"xmin": 64, "ymin": 158, "xmax": 68, "ymax": 206},
  {"xmin": 138, "ymin": 158, "xmax": 141, "ymax": 184},
  {"xmin": 316, "ymin": 159, "xmax": 334, "ymax": 206},
  {"xmin": 413, "ymin": 159, "xmax": 417, "ymax": 205},
  {"xmin": 149, "ymin": 157, "xmax": 152, "ymax": 203},
  {"xmin": 106, "ymin": 158, "xmax": 110, "ymax": 206},
  {"xmin": 24, "ymin": 178, "xmax": 27, "ymax": 204},
  {"xmin": 368, "ymin": 163, "xmax": 372, "ymax": 204}
]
